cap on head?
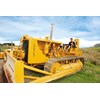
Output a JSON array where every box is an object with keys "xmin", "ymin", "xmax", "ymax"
[{"xmin": 70, "ymin": 38, "xmax": 73, "ymax": 41}]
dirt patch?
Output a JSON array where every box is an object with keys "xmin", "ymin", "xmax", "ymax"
[{"xmin": 0, "ymin": 59, "xmax": 4, "ymax": 66}]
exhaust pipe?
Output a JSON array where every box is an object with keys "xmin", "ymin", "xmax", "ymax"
[{"xmin": 50, "ymin": 23, "xmax": 54, "ymax": 40}]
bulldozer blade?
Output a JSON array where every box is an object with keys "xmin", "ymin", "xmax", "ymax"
[{"xmin": 3, "ymin": 52, "xmax": 16, "ymax": 83}]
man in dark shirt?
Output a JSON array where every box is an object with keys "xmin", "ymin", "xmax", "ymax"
[
  {"xmin": 67, "ymin": 38, "xmax": 76, "ymax": 51},
  {"xmin": 68, "ymin": 38, "xmax": 76, "ymax": 48}
]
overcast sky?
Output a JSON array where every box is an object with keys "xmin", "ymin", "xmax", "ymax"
[{"xmin": 0, "ymin": 16, "xmax": 100, "ymax": 47}]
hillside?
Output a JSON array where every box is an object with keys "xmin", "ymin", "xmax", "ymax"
[
  {"xmin": 82, "ymin": 47, "xmax": 100, "ymax": 65},
  {"xmin": 94, "ymin": 43, "xmax": 100, "ymax": 47}
]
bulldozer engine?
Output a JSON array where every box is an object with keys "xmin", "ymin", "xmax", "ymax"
[
  {"xmin": 19, "ymin": 35, "xmax": 62, "ymax": 64},
  {"xmin": 2, "ymin": 35, "xmax": 84, "ymax": 83}
]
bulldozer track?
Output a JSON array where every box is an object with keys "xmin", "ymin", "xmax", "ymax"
[{"xmin": 44, "ymin": 56, "xmax": 84, "ymax": 72}]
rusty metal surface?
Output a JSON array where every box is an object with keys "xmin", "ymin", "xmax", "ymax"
[
  {"xmin": 4, "ymin": 66, "xmax": 13, "ymax": 83},
  {"xmin": 0, "ymin": 59, "xmax": 4, "ymax": 82}
]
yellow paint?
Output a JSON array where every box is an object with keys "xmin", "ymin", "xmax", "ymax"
[
  {"xmin": 14, "ymin": 61, "xmax": 24, "ymax": 83},
  {"xmin": 28, "ymin": 38, "xmax": 49, "ymax": 64},
  {"xmin": 0, "ymin": 52, "xmax": 4, "ymax": 59},
  {"xmin": 44, "ymin": 42, "xmax": 51, "ymax": 54},
  {"xmin": 24, "ymin": 65, "xmax": 52, "ymax": 75},
  {"xmin": 24, "ymin": 76, "xmax": 39, "ymax": 80},
  {"xmin": 50, "ymin": 62, "xmax": 61, "ymax": 74}
]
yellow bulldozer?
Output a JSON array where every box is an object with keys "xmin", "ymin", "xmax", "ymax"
[{"xmin": 1, "ymin": 33, "xmax": 84, "ymax": 83}]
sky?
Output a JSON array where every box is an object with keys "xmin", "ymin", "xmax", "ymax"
[{"xmin": 0, "ymin": 16, "xmax": 100, "ymax": 47}]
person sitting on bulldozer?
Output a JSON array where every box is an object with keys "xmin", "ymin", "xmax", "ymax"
[{"xmin": 67, "ymin": 38, "xmax": 76, "ymax": 51}]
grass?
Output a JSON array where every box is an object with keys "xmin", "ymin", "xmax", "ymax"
[
  {"xmin": 90, "ymin": 47, "xmax": 100, "ymax": 52},
  {"xmin": 0, "ymin": 45, "xmax": 11, "ymax": 51},
  {"xmin": 81, "ymin": 47, "xmax": 100, "ymax": 65}
]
